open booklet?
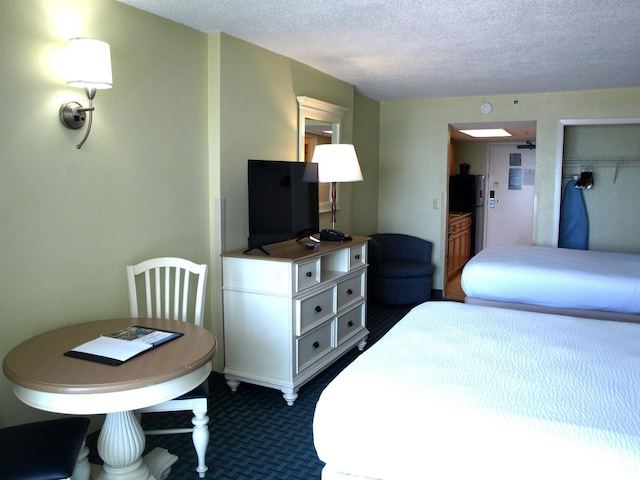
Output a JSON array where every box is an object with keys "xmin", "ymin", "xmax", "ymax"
[{"xmin": 64, "ymin": 325, "xmax": 183, "ymax": 366}]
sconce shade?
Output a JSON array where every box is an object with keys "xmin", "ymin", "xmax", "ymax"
[
  {"xmin": 60, "ymin": 38, "xmax": 113, "ymax": 149},
  {"xmin": 311, "ymin": 144, "xmax": 364, "ymax": 183},
  {"xmin": 66, "ymin": 38, "xmax": 112, "ymax": 89}
]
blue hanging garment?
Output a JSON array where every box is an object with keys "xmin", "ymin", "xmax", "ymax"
[{"xmin": 559, "ymin": 179, "xmax": 588, "ymax": 250}]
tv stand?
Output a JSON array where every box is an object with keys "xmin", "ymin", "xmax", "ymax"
[
  {"xmin": 242, "ymin": 245, "xmax": 271, "ymax": 256},
  {"xmin": 222, "ymin": 236, "xmax": 370, "ymax": 405},
  {"xmin": 243, "ymin": 233, "xmax": 320, "ymax": 255}
]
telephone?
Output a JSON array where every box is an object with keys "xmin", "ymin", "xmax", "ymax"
[{"xmin": 320, "ymin": 229, "xmax": 352, "ymax": 242}]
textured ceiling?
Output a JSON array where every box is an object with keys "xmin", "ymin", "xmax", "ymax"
[{"xmin": 117, "ymin": 0, "xmax": 640, "ymax": 102}]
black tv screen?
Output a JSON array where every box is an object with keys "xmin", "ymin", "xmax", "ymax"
[{"xmin": 246, "ymin": 160, "xmax": 319, "ymax": 253}]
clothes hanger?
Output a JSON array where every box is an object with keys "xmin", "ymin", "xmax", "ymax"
[{"xmin": 575, "ymin": 165, "xmax": 593, "ymax": 189}]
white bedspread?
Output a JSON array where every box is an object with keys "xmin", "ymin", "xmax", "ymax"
[
  {"xmin": 461, "ymin": 245, "xmax": 640, "ymax": 314},
  {"xmin": 313, "ymin": 302, "xmax": 640, "ymax": 480}
]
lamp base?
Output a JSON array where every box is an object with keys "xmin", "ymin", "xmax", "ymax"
[
  {"xmin": 59, "ymin": 101, "xmax": 87, "ymax": 129},
  {"xmin": 59, "ymin": 100, "xmax": 96, "ymax": 149},
  {"xmin": 320, "ymin": 229, "xmax": 352, "ymax": 241}
]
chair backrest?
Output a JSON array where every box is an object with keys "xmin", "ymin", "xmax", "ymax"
[
  {"xmin": 127, "ymin": 257, "xmax": 208, "ymax": 325},
  {"xmin": 370, "ymin": 233, "xmax": 433, "ymax": 264}
]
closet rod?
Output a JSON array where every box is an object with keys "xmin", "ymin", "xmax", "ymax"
[
  {"xmin": 562, "ymin": 158, "xmax": 640, "ymax": 184},
  {"xmin": 563, "ymin": 158, "xmax": 640, "ymax": 165}
]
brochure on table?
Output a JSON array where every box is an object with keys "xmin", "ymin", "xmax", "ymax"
[{"xmin": 64, "ymin": 326, "xmax": 183, "ymax": 366}]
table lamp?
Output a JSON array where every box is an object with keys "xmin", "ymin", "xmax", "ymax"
[{"xmin": 312, "ymin": 144, "xmax": 364, "ymax": 229}]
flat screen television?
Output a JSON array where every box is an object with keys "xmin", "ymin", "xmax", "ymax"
[{"xmin": 245, "ymin": 159, "xmax": 319, "ymax": 254}]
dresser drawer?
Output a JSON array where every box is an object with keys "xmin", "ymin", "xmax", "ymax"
[
  {"xmin": 296, "ymin": 287, "xmax": 336, "ymax": 336},
  {"xmin": 448, "ymin": 216, "xmax": 472, "ymax": 234},
  {"xmin": 337, "ymin": 303, "xmax": 365, "ymax": 346},
  {"xmin": 297, "ymin": 321, "xmax": 333, "ymax": 373},
  {"xmin": 295, "ymin": 258, "xmax": 321, "ymax": 291},
  {"xmin": 337, "ymin": 272, "xmax": 364, "ymax": 311},
  {"xmin": 349, "ymin": 244, "xmax": 366, "ymax": 270}
]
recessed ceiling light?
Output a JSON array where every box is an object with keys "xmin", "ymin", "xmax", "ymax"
[{"xmin": 458, "ymin": 129, "xmax": 512, "ymax": 138}]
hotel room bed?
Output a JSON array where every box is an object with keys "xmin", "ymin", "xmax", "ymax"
[
  {"xmin": 461, "ymin": 245, "xmax": 640, "ymax": 322},
  {"xmin": 313, "ymin": 302, "xmax": 640, "ymax": 480}
]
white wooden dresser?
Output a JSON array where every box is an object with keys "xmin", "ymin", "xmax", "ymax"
[{"xmin": 221, "ymin": 236, "xmax": 369, "ymax": 405}]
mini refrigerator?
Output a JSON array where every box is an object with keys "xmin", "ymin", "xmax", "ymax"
[{"xmin": 448, "ymin": 175, "xmax": 485, "ymax": 256}]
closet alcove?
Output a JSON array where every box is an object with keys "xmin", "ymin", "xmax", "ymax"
[{"xmin": 559, "ymin": 121, "xmax": 640, "ymax": 253}]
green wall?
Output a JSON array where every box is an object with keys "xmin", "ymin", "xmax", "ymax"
[
  {"xmin": 1, "ymin": 1, "xmax": 377, "ymax": 426},
  {"xmin": 214, "ymin": 33, "xmax": 363, "ymax": 252},
  {"xmin": 1, "ymin": 0, "xmax": 210, "ymax": 425},
  {"xmin": 379, "ymin": 89, "xmax": 640, "ymax": 290},
  {"xmin": 453, "ymin": 141, "xmax": 489, "ymax": 176},
  {"xmin": 352, "ymin": 93, "xmax": 381, "ymax": 236}
]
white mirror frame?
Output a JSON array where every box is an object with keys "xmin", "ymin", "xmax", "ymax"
[{"xmin": 297, "ymin": 96, "xmax": 350, "ymax": 213}]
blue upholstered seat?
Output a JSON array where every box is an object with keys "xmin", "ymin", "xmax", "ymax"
[{"xmin": 368, "ymin": 233, "xmax": 434, "ymax": 305}]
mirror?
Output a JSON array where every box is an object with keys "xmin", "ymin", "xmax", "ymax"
[{"xmin": 297, "ymin": 96, "xmax": 349, "ymax": 213}]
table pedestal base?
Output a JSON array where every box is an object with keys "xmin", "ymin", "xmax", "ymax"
[
  {"xmin": 143, "ymin": 447, "xmax": 179, "ymax": 480},
  {"xmin": 89, "ymin": 449, "xmax": 177, "ymax": 480},
  {"xmin": 86, "ymin": 411, "xmax": 178, "ymax": 480}
]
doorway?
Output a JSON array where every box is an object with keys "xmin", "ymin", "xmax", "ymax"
[{"xmin": 446, "ymin": 121, "xmax": 536, "ymax": 299}]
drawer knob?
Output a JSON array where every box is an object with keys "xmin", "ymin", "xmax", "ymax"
[
  {"xmin": 312, "ymin": 341, "xmax": 320, "ymax": 349},
  {"xmin": 354, "ymin": 254, "xmax": 360, "ymax": 260},
  {"xmin": 306, "ymin": 271, "xmax": 312, "ymax": 278},
  {"xmin": 347, "ymin": 320, "xmax": 354, "ymax": 327},
  {"xmin": 315, "ymin": 305, "xmax": 322, "ymax": 313},
  {"xmin": 347, "ymin": 288, "xmax": 353, "ymax": 295}
]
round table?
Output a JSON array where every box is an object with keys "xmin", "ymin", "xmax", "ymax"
[{"xmin": 3, "ymin": 317, "xmax": 216, "ymax": 480}]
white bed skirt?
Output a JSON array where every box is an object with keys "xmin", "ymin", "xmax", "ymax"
[{"xmin": 464, "ymin": 296, "xmax": 640, "ymax": 323}]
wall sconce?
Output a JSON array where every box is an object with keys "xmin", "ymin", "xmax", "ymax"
[
  {"xmin": 312, "ymin": 144, "xmax": 364, "ymax": 229},
  {"xmin": 59, "ymin": 38, "xmax": 112, "ymax": 149}
]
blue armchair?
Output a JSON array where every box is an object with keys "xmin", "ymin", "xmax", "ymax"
[{"xmin": 368, "ymin": 233, "xmax": 434, "ymax": 305}]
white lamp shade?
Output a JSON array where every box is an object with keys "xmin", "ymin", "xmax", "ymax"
[
  {"xmin": 311, "ymin": 144, "xmax": 364, "ymax": 183},
  {"xmin": 67, "ymin": 38, "xmax": 113, "ymax": 89}
]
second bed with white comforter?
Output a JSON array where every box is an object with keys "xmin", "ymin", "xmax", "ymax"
[{"xmin": 461, "ymin": 245, "xmax": 640, "ymax": 320}]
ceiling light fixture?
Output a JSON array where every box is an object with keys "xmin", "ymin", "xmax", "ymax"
[
  {"xmin": 59, "ymin": 38, "xmax": 113, "ymax": 149},
  {"xmin": 459, "ymin": 129, "xmax": 512, "ymax": 138}
]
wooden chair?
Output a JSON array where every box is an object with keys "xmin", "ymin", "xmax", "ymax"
[
  {"xmin": 126, "ymin": 257, "xmax": 210, "ymax": 478},
  {"xmin": 0, "ymin": 417, "xmax": 90, "ymax": 480}
]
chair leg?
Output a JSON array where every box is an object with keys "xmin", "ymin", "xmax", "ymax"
[
  {"xmin": 71, "ymin": 439, "xmax": 91, "ymax": 480},
  {"xmin": 192, "ymin": 410, "xmax": 209, "ymax": 478}
]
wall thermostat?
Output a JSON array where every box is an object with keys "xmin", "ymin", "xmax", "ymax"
[{"xmin": 480, "ymin": 102, "xmax": 492, "ymax": 114}]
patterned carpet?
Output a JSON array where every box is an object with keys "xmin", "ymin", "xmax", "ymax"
[{"xmin": 87, "ymin": 301, "xmax": 413, "ymax": 479}]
